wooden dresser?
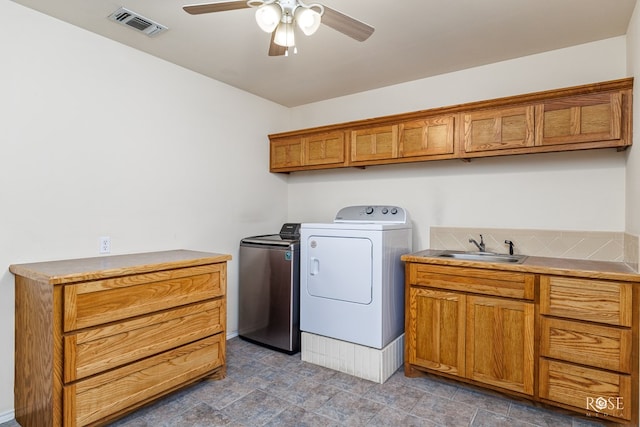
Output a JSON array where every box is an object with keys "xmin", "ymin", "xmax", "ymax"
[{"xmin": 9, "ymin": 250, "xmax": 231, "ymax": 427}]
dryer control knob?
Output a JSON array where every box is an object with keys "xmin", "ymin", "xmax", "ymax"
[
  {"xmin": 381, "ymin": 208, "xmax": 389, "ymax": 214},
  {"xmin": 365, "ymin": 206, "xmax": 374, "ymax": 215},
  {"xmin": 391, "ymin": 208, "xmax": 398, "ymax": 214}
]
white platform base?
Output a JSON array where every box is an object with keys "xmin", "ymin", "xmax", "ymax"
[{"xmin": 301, "ymin": 332, "xmax": 404, "ymax": 384}]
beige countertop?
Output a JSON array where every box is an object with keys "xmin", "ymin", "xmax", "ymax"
[
  {"xmin": 402, "ymin": 249, "xmax": 640, "ymax": 283},
  {"xmin": 9, "ymin": 249, "xmax": 232, "ymax": 285}
]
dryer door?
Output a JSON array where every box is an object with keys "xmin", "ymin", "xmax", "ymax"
[{"xmin": 306, "ymin": 235, "xmax": 372, "ymax": 304}]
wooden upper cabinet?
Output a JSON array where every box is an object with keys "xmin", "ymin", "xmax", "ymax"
[
  {"xmin": 536, "ymin": 92, "xmax": 624, "ymax": 147},
  {"xmin": 270, "ymin": 131, "xmax": 345, "ymax": 172},
  {"xmin": 350, "ymin": 125, "xmax": 398, "ymax": 163},
  {"xmin": 463, "ymin": 106, "xmax": 535, "ymax": 153},
  {"xmin": 398, "ymin": 115, "xmax": 456, "ymax": 158},
  {"xmin": 270, "ymin": 137, "xmax": 304, "ymax": 171},
  {"xmin": 268, "ymin": 78, "xmax": 632, "ymax": 172},
  {"xmin": 305, "ymin": 131, "xmax": 345, "ymax": 166}
]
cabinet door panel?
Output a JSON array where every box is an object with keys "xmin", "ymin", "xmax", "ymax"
[
  {"xmin": 466, "ymin": 296, "xmax": 534, "ymax": 395},
  {"xmin": 270, "ymin": 137, "xmax": 303, "ymax": 170},
  {"xmin": 537, "ymin": 92, "xmax": 622, "ymax": 146},
  {"xmin": 350, "ymin": 125, "xmax": 398, "ymax": 162},
  {"xmin": 463, "ymin": 106, "xmax": 535, "ymax": 152},
  {"xmin": 399, "ymin": 116, "xmax": 455, "ymax": 157},
  {"xmin": 408, "ymin": 287, "xmax": 465, "ymax": 376},
  {"xmin": 540, "ymin": 358, "xmax": 631, "ymax": 421},
  {"xmin": 305, "ymin": 132, "xmax": 345, "ymax": 166}
]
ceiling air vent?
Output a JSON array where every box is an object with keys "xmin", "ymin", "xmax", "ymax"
[{"xmin": 108, "ymin": 7, "xmax": 168, "ymax": 37}]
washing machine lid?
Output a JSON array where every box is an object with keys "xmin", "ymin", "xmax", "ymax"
[{"xmin": 241, "ymin": 234, "xmax": 298, "ymax": 246}]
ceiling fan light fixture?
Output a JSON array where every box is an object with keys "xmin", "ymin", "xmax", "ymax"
[
  {"xmin": 294, "ymin": 6, "xmax": 321, "ymax": 36},
  {"xmin": 255, "ymin": 3, "xmax": 282, "ymax": 33},
  {"xmin": 274, "ymin": 21, "xmax": 295, "ymax": 47}
]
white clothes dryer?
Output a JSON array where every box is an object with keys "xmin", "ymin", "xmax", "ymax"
[{"xmin": 300, "ymin": 206, "xmax": 412, "ymax": 351}]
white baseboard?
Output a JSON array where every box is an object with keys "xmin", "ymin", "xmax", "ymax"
[{"xmin": 0, "ymin": 409, "xmax": 15, "ymax": 423}]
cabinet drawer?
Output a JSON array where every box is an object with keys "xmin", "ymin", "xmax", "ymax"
[
  {"xmin": 540, "ymin": 276, "xmax": 632, "ymax": 326},
  {"xmin": 65, "ymin": 335, "xmax": 225, "ymax": 427},
  {"xmin": 540, "ymin": 317, "xmax": 631, "ymax": 373},
  {"xmin": 539, "ymin": 358, "xmax": 631, "ymax": 420},
  {"xmin": 64, "ymin": 264, "xmax": 226, "ymax": 331},
  {"xmin": 64, "ymin": 299, "xmax": 225, "ymax": 382},
  {"xmin": 409, "ymin": 264, "xmax": 534, "ymax": 300}
]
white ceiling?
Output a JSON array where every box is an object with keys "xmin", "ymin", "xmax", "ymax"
[{"xmin": 12, "ymin": 0, "xmax": 638, "ymax": 107}]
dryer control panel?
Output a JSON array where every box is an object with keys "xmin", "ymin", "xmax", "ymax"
[{"xmin": 333, "ymin": 205, "xmax": 408, "ymax": 224}]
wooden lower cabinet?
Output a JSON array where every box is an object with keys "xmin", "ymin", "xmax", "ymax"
[
  {"xmin": 405, "ymin": 264, "xmax": 535, "ymax": 396},
  {"xmin": 404, "ymin": 262, "xmax": 639, "ymax": 425},
  {"xmin": 10, "ymin": 250, "xmax": 231, "ymax": 427}
]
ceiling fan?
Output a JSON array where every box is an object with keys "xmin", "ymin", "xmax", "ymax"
[{"xmin": 183, "ymin": 0, "xmax": 375, "ymax": 56}]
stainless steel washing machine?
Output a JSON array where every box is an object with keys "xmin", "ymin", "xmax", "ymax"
[{"xmin": 239, "ymin": 223, "xmax": 300, "ymax": 354}]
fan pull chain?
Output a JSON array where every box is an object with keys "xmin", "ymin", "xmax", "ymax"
[{"xmin": 284, "ymin": 46, "xmax": 298, "ymax": 56}]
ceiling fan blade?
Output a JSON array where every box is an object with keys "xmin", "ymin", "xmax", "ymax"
[
  {"xmin": 321, "ymin": 6, "xmax": 375, "ymax": 42},
  {"xmin": 183, "ymin": 1, "xmax": 250, "ymax": 15},
  {"xmin": 268, "ymin": 32, "xmax": 287, "ymax": 56}
]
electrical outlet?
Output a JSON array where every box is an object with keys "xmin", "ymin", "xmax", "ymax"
[{"xmin": 99, "ymin": 236, "xmax": 111, "ymax": 254}]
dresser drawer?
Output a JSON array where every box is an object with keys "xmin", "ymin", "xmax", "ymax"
[
  {"xmin": 539, "ymin": 358, "xmax": 631, "ymax": 420},
  {"xmin": 64, "ymin": 299, "xmax": 225, "ymax": 382},
  {"xmin": 64, "ymin": 264, "xmax": 226, "ymax": 331},
  {"xmin": 540, "ymin": 317, "xmax": 631, "ymax": 373},
  {"xmin": 540, "ymin": 276, "xmax": 632, "ymax": 326},
  {"xmin": 409, "ymin": 264, "xmax": 534, "ymax": 300},
  {"xmin": 65, "ymin": 334, "xmax": 225, "ymax": 426}
]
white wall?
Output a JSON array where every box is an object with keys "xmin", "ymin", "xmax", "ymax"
[
  {"xmin": 287, "ymin": 38, "xmax": 629, "ymax": 251},
  {"xmin": 626, "ymin": 2, "xmax": 640, "ymax": 236},
  {"xmin": 0, "ymin": 2, "xmax": 289, "ymax": 417}
]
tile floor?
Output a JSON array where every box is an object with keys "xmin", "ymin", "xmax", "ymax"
[{"xmin": 1, "ymin": 337, "xmax": 619, "ymax": 426}]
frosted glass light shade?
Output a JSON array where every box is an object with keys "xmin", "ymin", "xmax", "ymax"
[
  {"xmin": 255, "ymin": 4, "xmax": 282, "ymax": 33},
  {"xmin": 274, "ymin": 21, "xmax": 295, "ymax": 47},
  {"xmin": 295, "ymin": 7, "xmax": 321, "ymax": 35}
]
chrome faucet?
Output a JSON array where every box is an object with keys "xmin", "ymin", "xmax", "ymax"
[{"xmin": 469, "ymin": 234, "xmax": 485, "ymax": 252}]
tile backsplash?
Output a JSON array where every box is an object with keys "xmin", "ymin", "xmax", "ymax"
[
  {"xmin": 431, "ymin": 227, "xmax": 639, "ymax": 270},
  {"xmin": 624, "ymin": 232, "xmax": 639, "ymax": 272}
]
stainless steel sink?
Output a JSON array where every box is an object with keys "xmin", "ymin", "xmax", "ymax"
[{"xmin": 435, "ymin": 250, "xmax": 527, "ymax": 264}]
